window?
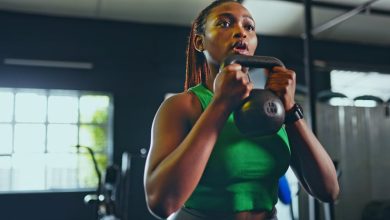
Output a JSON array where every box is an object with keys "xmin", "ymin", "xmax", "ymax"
[
  {"xmin": 0, "ymin": 88, "xmax": 113, "ymax": 192},
  {"xmin": 330, "ymin": 70, "xmax": 390, "ymax": 106}
]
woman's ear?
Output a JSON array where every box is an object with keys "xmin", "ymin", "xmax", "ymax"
[{"xmin": 194, "ymin": 34, "xmax": 204, "ymax": 52}]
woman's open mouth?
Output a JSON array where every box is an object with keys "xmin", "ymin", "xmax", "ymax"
[{"xmin": 232, "ymin": 41, "xmax": 249, "ymax": 55}]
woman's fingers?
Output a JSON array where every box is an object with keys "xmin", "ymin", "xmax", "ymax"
[
  {"xmin": 265, "ymin": 66, "xmax": 296, "ymax": 109},
  {"xmin": 213, "ymin": 64, "xmax": 253, "ymax": 109}
]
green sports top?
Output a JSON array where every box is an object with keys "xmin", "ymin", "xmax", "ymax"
[{"xmin": 185, "ymin": 84, "xmax": 291, "ymax": 212}]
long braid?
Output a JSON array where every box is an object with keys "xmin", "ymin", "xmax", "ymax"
[{"xmin": 184, "ymin": 23, "xmax": 205, "ymax": 90}]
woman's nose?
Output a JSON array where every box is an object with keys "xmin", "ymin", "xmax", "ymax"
[{"xmin": 233, "ymin": 25, "xmax": 247, "ymax": 39}]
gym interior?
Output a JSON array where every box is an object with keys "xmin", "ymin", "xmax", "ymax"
[{"xmin": 0, "ymin": 0, "xmax": 389, "ymax": 220}]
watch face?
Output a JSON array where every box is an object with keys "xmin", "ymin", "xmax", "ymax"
[{"xmin": 296, "ymin": 104, "xmax": 304, "ymax": 116}]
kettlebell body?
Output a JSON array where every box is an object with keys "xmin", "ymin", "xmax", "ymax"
[
  {"xmin": 234, "ymin": 89, "xmax": 285, "ymax": 137},
  {"xmin": 222, "ymin": 54, "xmax": 286, "ymax": 137}
]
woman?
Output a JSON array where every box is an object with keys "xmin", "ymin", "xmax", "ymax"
[{"xmin": 144, "ymin": 1, "xmax": 339, "ymax": 219}]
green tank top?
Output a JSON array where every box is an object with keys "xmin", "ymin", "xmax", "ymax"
[{"xmin": 185, "ymin": 84, "xmax": 291, "ymax": 212}]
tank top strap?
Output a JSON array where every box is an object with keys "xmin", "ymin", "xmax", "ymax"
[{"xmin": 187, "ymin": 84, "xmax": 213, "ymax": 111}]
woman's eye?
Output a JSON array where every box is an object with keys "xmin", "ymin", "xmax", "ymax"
[
  {"xmin": 245, "ymin": 24, "xmax": 255, "ymax": 31},
  {"xmin": 218, "ymin": 20, "xmax": 231, "ymax": 28}
]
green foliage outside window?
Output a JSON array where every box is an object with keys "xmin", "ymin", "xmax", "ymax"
[{"xmin": 0, "ymin": 90, "xmax": 113, "ymax": 192}]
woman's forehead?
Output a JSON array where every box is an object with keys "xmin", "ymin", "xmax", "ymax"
[{"xmin": 208, "ymin": 2, "xmax": 253, "ymax": 21}]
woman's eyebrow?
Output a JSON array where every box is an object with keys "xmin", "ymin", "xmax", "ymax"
[{"xmin": 215, "ymin": 12, "xmax": 254, "ymax": 22}]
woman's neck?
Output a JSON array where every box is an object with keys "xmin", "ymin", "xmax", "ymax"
[{"xmin": 205, "ymin": 62, "xmax": 220, "ymax": 92}]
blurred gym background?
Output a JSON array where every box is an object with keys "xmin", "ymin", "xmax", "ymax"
[{"xmin": 0, "ymin": 0, "xmax": 389, "ymax": 219}]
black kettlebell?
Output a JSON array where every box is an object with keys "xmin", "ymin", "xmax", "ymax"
[{"xmin": 222, "ymin": 54, "xmax": 286, "ymax": 137}]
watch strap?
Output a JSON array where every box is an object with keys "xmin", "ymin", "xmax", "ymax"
[{"xmin": 284, "ymin": 103, "xmax": 304, "ymax": 124}]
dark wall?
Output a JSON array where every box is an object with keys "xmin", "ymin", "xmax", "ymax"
[
  {"xmin": 0, "ymin": 191, "xmax": 96, "ymax": 220},
  {"xmin": 0, "ymin": 10, "xmax": 389, "ymax": 220}
]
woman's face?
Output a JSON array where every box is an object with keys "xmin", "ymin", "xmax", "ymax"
[{"xmin": 199, "ymin": 2, "xmax": 258, "ymax": 65}]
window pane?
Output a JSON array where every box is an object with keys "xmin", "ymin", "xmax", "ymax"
[
  {"xmin": 12, "ymin": 154, "xmax": 45, "ymax": 191},
  {"xmin": 46, "ymin": 153, "xmax": 78, "ymax": 190},
  {"xmin": 331, "ymin": 70, "xmax": 390, "ymax": 101},
  {"xmin": 80, "ymin": 95, "xmax": 109, "ymax": 123},
  {"xmin": 15, "ymin": 93, "xmax": 47, "ymax": 123},
  {"xmin": 14, "ymin": 124, "xmax": 46, "ymax": 153},
  {"xmin": 0, "ymin": 156, "xmax": 12, "ymax": 191},
  {"xmin": 0, "ymin": 124, "xmax": 13, "ymax": 154},
  {"xmin": 48, "ymin": 96, "xmax": 78, "ymax": 123},
  {"xmin": 78, "ymin": 153, "xmax": 107, "ymax": 188},
  {"xmin": 47, "ymin": 124, "xmax": 78, "ymax": 153},
  {"xmin": 79, "ymin": 125, "xmax": 107, "ymax": 152},
  {"xmin": 0, "ymin": 92, "xmax": 14, "ymax": 122}
]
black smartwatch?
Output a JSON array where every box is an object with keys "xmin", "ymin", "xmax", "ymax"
[{"xmin": 284, "ymin": 103, "xmax": 304, "ymax": 124}]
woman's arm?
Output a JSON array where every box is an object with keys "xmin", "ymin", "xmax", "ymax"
[
  {"xmin": 144, "ymin": 64, "xmax": 252, "ymax": 219},
  {"xmin": 286, "ymin": 119, "xmax": 340, "ymax": 202},
  {"xmin": 144, "ymin": 93, "xmax": 231, "ymax": 218},
  {"xmin": 266, "ymin": 66, "xmax": 339, "ymax": 202}
]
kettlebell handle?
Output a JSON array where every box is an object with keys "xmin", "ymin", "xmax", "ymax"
[{"xmin": 222, "ymin": 54, "xmax": 285, "ymax": 69}]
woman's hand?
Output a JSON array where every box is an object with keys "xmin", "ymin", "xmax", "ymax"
[
  {"xmin": 265, "ymin": 66, "xmax": 296, "ymax": 111},
  {"xmin": 213, "ymin": 63, "xmax": 253, "ymax": 111}
]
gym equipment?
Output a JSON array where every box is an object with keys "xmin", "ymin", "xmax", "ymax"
[
  {"xmin": 80, "ymin": 145, "xmax": 123, "ymax": 220},
  {"xmin": 82, "ymin": 151, "xmax": 133, "ymax": 220},
  {"xmin": 222, "ymin": 54, "xmax": 285, "ymax": 136},
  {"xmin": 82, "ymin": 146, "xmax": 148, "ymax": 220}
]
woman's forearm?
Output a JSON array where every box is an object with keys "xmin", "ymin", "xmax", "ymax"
[{"xmin": 286, "ymin": 119, "xmax": 340, "ymax": 202}]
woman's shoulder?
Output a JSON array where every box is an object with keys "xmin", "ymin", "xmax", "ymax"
[
  {"xmin": 157, "ymin": 91, "xmax": 202, "ymax": 123},
  {"xmin": 163, "ymin": 91, "xmax": 198, "ymax": 108}
]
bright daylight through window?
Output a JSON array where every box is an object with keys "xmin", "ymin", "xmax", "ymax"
[
  {"xmin": 0, "ymin": 88, "xmax": 113, "ymax": 192},
  {"xmin": 330, "ymin": 70, "xmax": 390, "ymax": 107}
]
